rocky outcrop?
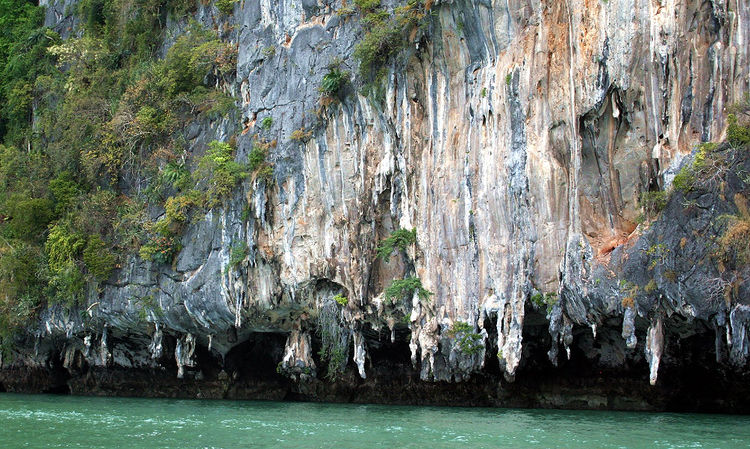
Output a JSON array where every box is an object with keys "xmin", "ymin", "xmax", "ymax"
[{"xmin": 3, "ymin": 0, "xmax": 750, "ymax": 411}]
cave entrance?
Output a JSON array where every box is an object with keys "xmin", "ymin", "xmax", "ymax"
[
  {"xmin": 0, "ymin": 382, "xmax": 5, "ymax": 393},
  {"xmin": 357, "ymin": 323, "xmax": 413, "ymax": 379},
  {"xmin": 42, "ymin": 350, "xmax": 72, "ymax": 395},
  {"xmin": 191, "ymin": 341, "xmax": 224, "ymax": 381},
  {"xmin": 224, "ymin": 332, "xmax": 287, "ymax": 381},
  {"xmin": 42, "ymin": 383, "xmax": 71, "ymax": 395}
]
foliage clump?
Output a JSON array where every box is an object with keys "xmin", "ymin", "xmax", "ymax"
[
  {"xmin": 290, "ymin": 127, "xmax": 313, "ymax": 142},
  {"xmin": 156, "ymin": 24, "xmax": 237, "ymax": 97},
  {"xmin": 0, "ymin": 0, "xmax": 241, "ymax": 341},
  {"xmin": 82, "ymin": 234, "xmax": 116, "ymax": 281},
  {"xmin": 727, "ymin": 114, "xmax": 750, "ymax": 148},
  {"xmin": 719, "ymin": 194, "xmax": 750, "ymax": 267},
  {"xmin": 45, "ymin": 223, "xmax": 87, "ymax": 306},
  {"xmin": 140, "ymin": 234, "xmax": 180, "ymax": 265},
  {"xmin": 352, "ymin": 0, "xmax": 431, "ymax": 86},
  {"xmin": 0, "ymin": 2, "xmax": 58, "ymax": 144},
  {"xmin": 0, "ymin": 241, "xmax": 47, "ymax": 340},
  {"xmin": 446, "ymin": 321, "xmax": 483, "ymax": 355},
  {"xmin": 384, "ymin": 276, "xmax": 433, "ymax": 302},
  {"xmin": 644, "ymin": 279, "xmax": 658, "ymax": 293},
  {"xmin": 727, "ymin": 97, "xmax": 750, "ymax": 148},
  {"xmin": 376, "ymin": 228, "xmax": 416, "ymax": 261},
  {"xmin": 165, "ymin": 190, "xmax": 204, "ymax": 224},
  {"xmin": 619, "ymin": 281, "xmax": 639, "ymax": 309},
  {"xmin": 672, "ymin": 143, "xmax": 726, "ymax": 193},
  {"xmin": 161, "ymin": 161, "xmax": 191, "ymax": 191},
  {"xmin": 248, "ymin": 139, "xmax": 275, "ymax": 185},
  {"xmin": 140, "ymin": 189, "xmax": 203, "ymax": 265},
  {"xmin": 197, "ymin": 141, "xmax": 247, "ymax": 207},
  {"xmin": 248, "ymin": 140, "xmax": 270, "ymax": 171},
  {"xmin": 333, "ymin": 293, "xmax": 348, "ymax": 306},
  {"xmin": 215, "ymin": 0, "xmax": 238, "ymax": 15},
  {"xmin": 260, "ymin": 116, "xmax": 273, "ymax": 130},
  {"xmin": 136, "ymin": 294, "xmax": 163, "ymax": 321},
  {"xmin": 640, "ymin": 191, "xmax": 667, "ymax": 219},
  {"xmin": 229, "ymin": 242, "xmax": 247, "ymax": 268},
  {"xmin": 530, "ymin": 292, "xmax": 558, "ymax": 313},
  {"xmin": 319, "ymin": 65, "xmax": 349, "ymax": 97}
]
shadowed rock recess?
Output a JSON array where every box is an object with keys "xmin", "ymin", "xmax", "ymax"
[{"xmin": 1, "ymin": 0, "xmax": 749, "ymax": 412}]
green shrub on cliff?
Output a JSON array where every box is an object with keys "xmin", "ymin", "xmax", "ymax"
[
  {"xmin": 333, "ymin": 293, "xmax": 348, "ymax": 306},
  {"xmin": 0, "ymin": 241, "xmax": 47, "ymax": 339},
  {"xmin": 260, "ymin": 116, "xmax": 273, "ymax": 130},
  {"xmin": 0, "ymin": 0, "xmax": 240, "ymax": 332},
  {"xmin": 319, "ymin": 65, "xmax": 349, "ymax": 97},
  {"xmin": 640, "ymin": 191, "xmax": 667, "ymax": 219},
  {"xmin": 197, "ymin": 140, "xmax": 248, "ymax": 206},
  {"xmin": 229, "ymin": 242, "xmax": 247, "ymax": 268},
  {"xmin": 384, "ymin": 276, "xmax": 432, "ymax": 302},
  {"xmin": 352, "ymin": 0, "xmax": 430, "ymax": 85},
  {"xmin": 216, "ymin": 0, "xmax": 238, "ymax": 15},
  {"xmin": 82, "ymin": 234, "xmax": 116, "ymax": 281},
  {"xmin": 672, "ymin": 165, "xmax": 695, "ymax": 193},
  {"xmin": 447, "ymin": 321, "xmax": 484, "ymax": 355},
  {"xmin": 140, "ymin": 189, "xmax": 203, "ymax": 265},
  {"xmin": 727, "ymin": 96, "xmax": 750, "ymax": 148},
  {"xmin": 0, "ymin": 2, "xmax": 58, "ymax": 145},
  {"xmin": 727, "ymin": 114, "xmax": 750, "ymax": 148},
  {"xmin": 354, "ymin": 0, "xmax": 381, "ymax": 10},
  {"xmin": 157, "ymin": 24, "xmax": 237, "ymax": 97},
  {"xmin": 247, "ymin": 138, "xmax": 274, "ymax": 186},
  {"xmin": 0, "ymin": 194, "xmax": 54, "ymax": 241},
  {"xmin": 248, "ymin": 140, "xmax": 271, "ymax": 171},
  {"xmin": 45, "ymin": 223, "xmax": 87, "ymax": 305},
  {"xmin": 672, "ymin": 143, "xmax": 726, "ymax": 193},
  {"xmin": 49, "ymin": 172, "xmax": 82, "ymax": 216},
  {"xmin": 139, "ymin": 234, "xmax": 181, "ymax": 265},
  {"xmin": 376, "ymin": 228, "xmax": 417, "ymax": 261},
  {"xmin": 165, "ymin": 190, "xmax": 204, "ymax": 224},
  {"xmin": 161, "ymin": 162, "xmax": 192, "ymax": 190},
  {"xmin": 530, "ymin": 292, "xmax": 558, "ymax": 313},
  {"xmin": 719, "ymin": 194, "xmax": 750, "ymax": 267}
]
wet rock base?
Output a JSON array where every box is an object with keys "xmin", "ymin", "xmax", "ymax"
[{"xmin": 3, "ymin": 316, "xmax": 749, "ymax": 413}]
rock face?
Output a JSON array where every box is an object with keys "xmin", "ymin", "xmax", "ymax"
[{"xmin": 3, "ymin": 0, "xmax": 750, "ymax": 411}]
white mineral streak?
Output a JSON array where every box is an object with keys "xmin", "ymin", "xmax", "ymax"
[
  {"xmin": 175, "ymin": 333, "xmax": 196, "ymax": 378},
  {"xmin": 217, "ymin": 210, "xmax": 243, "ymax": 329},
  {"xmin": 409, "ymin": 294, "xmax": 421, "ymax": 368},
  {"xmin": 645, "ymin": 317, "xmax": 664, "ymax": 386},
  {"xmin": 499, "ymin": 297, "xmax": 521, "ymax": 379},
  {"xmin": 730, "ymin": 305, "xmax": 750, "ymax": 365},
  {"xmin": 480, "ymin": 293, "xmax": 518, "ymax": 379},
  {"xmin": 62, "ymin": 344, "xmax": 77, "ymax": 370},
  {"xmin": 352, "ymin": 331, "xmax": 366, "ymax": 379},
  {"xmin": 149, "ymin": 326, "xmax": 163, "ymax": 360},
  {"xmin": 622, "ymin": 306, "xmax": 638, "ymax": 349},
  {"xmin": 99, "ymin": 326, "xmax": 110, "ymax": 367},
  {"xmin": 281, "ymin": 327, "xmax": 316, "ymax": 381},
  {"xmin": 83, "ymin": 335, "xmax": 91, "ymax": 357},
  {"xmin": 406, "ymin": 289, "xmax": 439, "ymax": 380}
]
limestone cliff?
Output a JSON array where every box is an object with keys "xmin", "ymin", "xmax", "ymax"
[{"xmin": 2, "ymin": 0, "xmax": 750, "ymax": 411}]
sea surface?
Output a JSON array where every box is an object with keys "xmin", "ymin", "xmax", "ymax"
[{"xmin": 0, "ymin": 393, "xmax": 749, "ymax": 448}]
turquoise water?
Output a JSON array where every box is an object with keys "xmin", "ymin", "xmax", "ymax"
[{"xmin": 1, "ymin": 394, "xmax": 749, "ymax": 448}]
